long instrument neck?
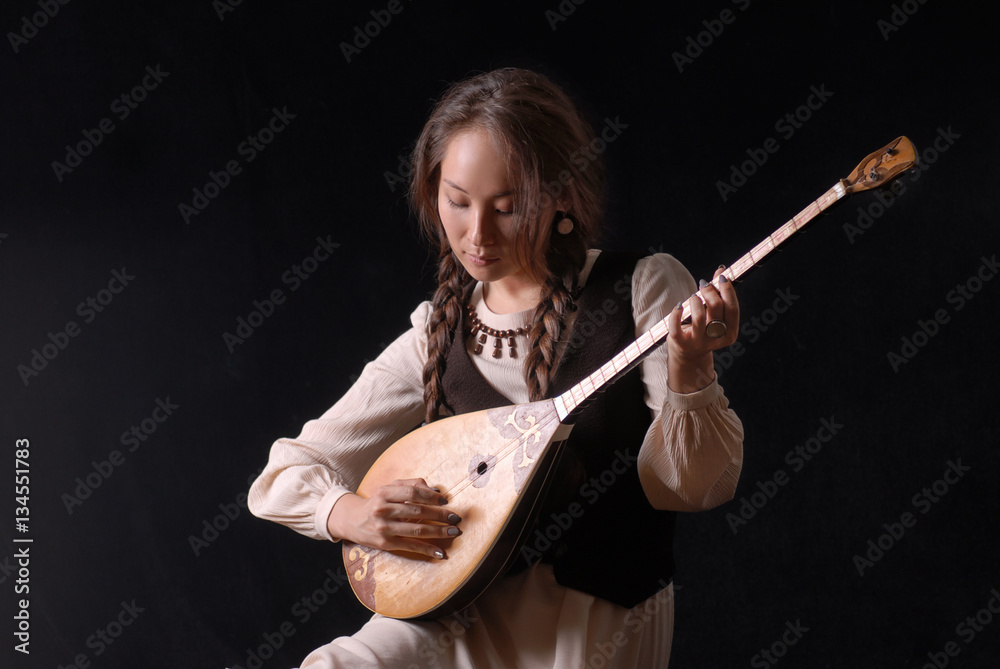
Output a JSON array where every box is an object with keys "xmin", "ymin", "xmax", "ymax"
[{"xmin": 553, "ymin": 181, "xmax": 848, "ymax": 422}]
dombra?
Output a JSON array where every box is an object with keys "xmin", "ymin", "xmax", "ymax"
[{"xmin": 343, "ymin": 137, "xmax": 918, "ymax": 620}]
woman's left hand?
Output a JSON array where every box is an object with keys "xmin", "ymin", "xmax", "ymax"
[{"xmin": 665, "ymin": 265, "xmax": 740, "ymax": 393}]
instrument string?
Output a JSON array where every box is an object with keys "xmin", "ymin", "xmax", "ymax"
[{"xmin": 437, "ymin": 409, "xmax": 563, "ymax": 501}]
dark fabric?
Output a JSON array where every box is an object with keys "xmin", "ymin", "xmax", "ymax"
[{"xmin": 441, "ymin": 251, "xmax": 676, "ymax": 609}]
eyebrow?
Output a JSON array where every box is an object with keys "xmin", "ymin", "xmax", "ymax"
[{"xmin": 442, "ymin": 179, "xmax": 512, "ymax": 198}]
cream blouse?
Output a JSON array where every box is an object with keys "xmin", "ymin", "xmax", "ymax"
[{"xmin": 249, "ymin": 251, "xmax": 744, "ymax": 542}]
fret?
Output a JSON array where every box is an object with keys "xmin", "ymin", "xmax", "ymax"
[
  {"xmin": 729, "ymin": 257, "xmax": 753, "ymax": 280},
  {"xmin": 554, "ymin": 394, "xmax": 570, "ymax": 422},
  {"xmin": 771, "ymin": 224, "xmax": 792, "ymax": 246},
  {"xmin": 587, "ymin": 371, "xmax": 599, "ymax": 389},
  {"xmin": 748, "ymin": 239, "xmax": 772, "ymax": 264}
]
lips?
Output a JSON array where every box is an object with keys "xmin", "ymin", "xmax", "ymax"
[{"xmin": 467, "ymin": 252, "xmax": 499, "ymax": 267}]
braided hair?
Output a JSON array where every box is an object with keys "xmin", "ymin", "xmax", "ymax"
[{"xmin": 408, "ymin": 68, "xmax": 605, "ymax": 423}]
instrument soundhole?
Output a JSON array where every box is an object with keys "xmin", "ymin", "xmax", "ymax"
[{"xmin": 469, "ymin": 453, "xmax": 496, "ymax": 488}]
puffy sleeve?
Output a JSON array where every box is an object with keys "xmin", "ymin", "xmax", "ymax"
[
  {"xmin": 631, "ymin": 254, "xmax": 744, "ymax": 511},
  {"xmin": 247, "ymin": 302, "xmax": 432, "ymax": 541}
]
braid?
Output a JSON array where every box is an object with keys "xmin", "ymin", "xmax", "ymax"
[
  {"xmin": 525, "ymin": 277, "xmax": 574, "ymax": 400},
  {"xmin": 422, "ymin": 249, "xmax": 472, "ymax": 423},
  {"xmin": 524, "ymin": 222, "xmax": 588, "ymax": 400}
]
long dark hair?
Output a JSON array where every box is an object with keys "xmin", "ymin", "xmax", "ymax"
[{"xmin": 408, "ymin": 68, "xmax": 605, "ymax": 422}]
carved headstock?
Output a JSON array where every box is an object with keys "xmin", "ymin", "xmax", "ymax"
[{"xmin": 841, "ymin": 136, "xmax": 917, "ymax": 194}]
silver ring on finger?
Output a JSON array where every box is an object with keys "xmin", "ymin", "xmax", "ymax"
[{"xmin": 706, "ymin": 320, "xmax": 728, "ymax": 338}]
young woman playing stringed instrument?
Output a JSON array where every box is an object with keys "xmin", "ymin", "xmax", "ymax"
[{"xmin": 249, "ymin": 67, "xmax": 744, "ymax": 668}]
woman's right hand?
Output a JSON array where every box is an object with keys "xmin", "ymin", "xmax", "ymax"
[{"xmin": 326, "ymin": 478, "xmax": 462, "ymax": 559}]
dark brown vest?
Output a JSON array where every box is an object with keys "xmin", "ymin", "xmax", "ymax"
[{"xmin": 441, "ymin": 251, "xmax": 676, "ymax": 608}]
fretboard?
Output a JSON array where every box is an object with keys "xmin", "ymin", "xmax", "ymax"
[{"xmin": 553, "ymin": 181, "xmax": 847, "ymax": 422}]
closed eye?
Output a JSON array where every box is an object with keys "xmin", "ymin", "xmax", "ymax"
[{"xmin": 447, "ymin": 198, "xmax": 513, "ymax": 216}]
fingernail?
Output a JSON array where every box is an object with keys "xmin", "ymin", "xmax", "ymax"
[
  {"xmin": 718, "ymin": 264, "xmax": 726, "ymax": 270},
  {"xmin": 675, "ymin": 302, "xmax": 683, "ymax": 310},
  {"xmin": 438, "ymin": 496, "xmax": 448, "ymax": 505},
  {"xmin": 447, "ymin": 526, "xmax": 462, "ymax": 536},
  {"xmin": 447, "ymin": 513, "xmax": 461, "ymax": 524},
  {"xmin": 434, "ymin": 550, "xmax": 447, "ymax": 559},
  {"xmin": 432, "ymin": 487, "xmax": 441, "ymax": 492},
  {"xmin": 719, "ymin": 275, "xmax": 728, "ymax": 283},
  {"xmin": 699, "ymin": 279, "xmax": 709, "ymax": 288}
]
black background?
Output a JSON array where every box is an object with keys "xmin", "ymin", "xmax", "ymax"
[{"xmin": 2, "ymin": 1, "xmax": 998, "ymax": 667}]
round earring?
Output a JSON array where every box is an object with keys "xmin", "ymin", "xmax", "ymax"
[{"xmin": 556, "ymin": 211, "xmax": 574, "ymax": 235}]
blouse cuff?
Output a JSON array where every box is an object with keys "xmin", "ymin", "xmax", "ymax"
[
  {"xmin": 664, "ymin": 376, "xmax": 723, "ymax": 412},
  {"xmin": 313, "ymin": 484, "xmax": 353, "ymax": 542}
]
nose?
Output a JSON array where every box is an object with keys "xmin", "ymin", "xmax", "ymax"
[{"xmin": 469, "ymin": 208, "xmax": 496, "ymax": 247}]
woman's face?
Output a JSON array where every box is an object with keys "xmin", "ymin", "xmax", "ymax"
[{"xmin": 437, "ymin": 129, "xmax": 553, "ymax": 292}]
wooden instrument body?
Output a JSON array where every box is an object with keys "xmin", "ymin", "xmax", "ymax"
[{"xmin": 343, "ymin": 399, "xmax": 573, "ymax": 619}]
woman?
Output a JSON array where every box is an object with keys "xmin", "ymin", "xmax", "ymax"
[{"xmin": 249, "ymin": 67, "xmax": 743, "ymax": 668}]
